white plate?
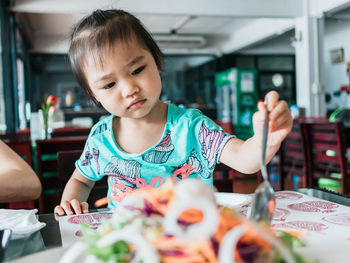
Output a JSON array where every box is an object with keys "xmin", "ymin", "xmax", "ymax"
[{"xmin": 214, "ymin": 192, "xmax": 251, "ymax": 210}]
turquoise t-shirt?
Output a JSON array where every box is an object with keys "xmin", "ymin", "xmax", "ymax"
[{"xmin": 76, "ymin": 103, "xmax": 234, "ymax": 207}]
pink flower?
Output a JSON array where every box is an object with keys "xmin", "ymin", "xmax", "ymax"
[
  {"xmin": 48, "ymin": 105, "xmax": 56, "ymax": 114},
  {"xmin": 46, "ymin": 95, "xmax": 58, "ymax": 106}
]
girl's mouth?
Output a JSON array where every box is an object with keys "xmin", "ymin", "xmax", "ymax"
[{"xmin": 128, "ymin": 99, "xmax": 146, "ymax": 109}]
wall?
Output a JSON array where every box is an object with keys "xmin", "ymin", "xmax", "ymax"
[
  {"xmin": 162, "ymin": 55, "xmax": 214, "ymax": 103},
  {"xmin": 237, "ymin": 23, "xmax": 350, "ymax": 112},
  {"xmin": 323, "ymin": 18, "xmax": 350, "ymax": 110}
]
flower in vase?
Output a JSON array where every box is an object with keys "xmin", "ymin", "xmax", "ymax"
[{"xmin": 41, "ymin": 95, "xmax": 58, "ymax": 138}]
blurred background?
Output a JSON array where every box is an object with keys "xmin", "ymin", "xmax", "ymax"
[{"xmin": 0, "ymin": 0, "xmax": 350, "ymax": 139}]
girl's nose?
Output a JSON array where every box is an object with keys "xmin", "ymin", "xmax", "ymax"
[{"xmin": 120, "ymin": 80, "xmax": 140, "ymax": 98}]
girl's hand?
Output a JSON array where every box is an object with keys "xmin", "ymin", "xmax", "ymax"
[
  {"xmin": 54, "ymin": 199, "xmax": 89, "ymax": 217},
  {"xmin": 252, "ymin": 90, "xmax": 293, "ymax": 147}
]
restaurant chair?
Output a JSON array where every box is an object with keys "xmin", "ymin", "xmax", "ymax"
[
  {"xmin": 0, "ymin": 132, "xmax": 36, "ymax": 209},
  {"xmin": 0, "ymin": 133, "xmax": 32, "ymax": 166},
  {"xmin": 301, "ymin": 121, "xmax": 349, "ymax": 195},
  {"xmin": 213, "ymin": 163, "xmax": 234, "ymax": 192},
  {"xmin": 51, "ymin": 126, "xmax": 91, "ymax": 137},
  {"xmin": 278, "ymin": 119, "xmax": 308, "ymax": 190},
  {"xmin": 57, "ymin": 150, "xmax": 108, "ymax": 208},
  {"xmin": 35, "ymin": 136, "xmax": 87, "ymax": 213}
]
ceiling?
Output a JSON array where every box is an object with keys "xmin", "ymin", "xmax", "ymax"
[{"xmin": 9, "ymin": 0, "xmax": 350, "ymax": 56}]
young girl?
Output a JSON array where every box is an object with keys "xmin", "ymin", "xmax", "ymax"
[{"xmin": 55, "ymin": 9, "xmax": 292, "ymax": 216}]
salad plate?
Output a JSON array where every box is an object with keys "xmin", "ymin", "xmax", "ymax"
[
  {"xmin": 58, "ymin": 180, "xmax": 306, "ymax": 263},
  {"xmin": 214, "ymin": 192, "xmax": 251, "ymax": 210}
]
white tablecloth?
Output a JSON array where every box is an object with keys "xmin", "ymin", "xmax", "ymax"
[{"xmin": 241, "ymin": 191, "xmax": 350, "ymax": 263}]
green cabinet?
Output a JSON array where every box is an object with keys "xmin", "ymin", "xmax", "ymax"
[{"xmin": 215, "ymin": 68, "xmax": 258, "ymax": 140}]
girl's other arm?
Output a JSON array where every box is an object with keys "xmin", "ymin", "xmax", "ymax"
[
  {"xmin": 219, "ymin": 91, "xmax": 292, "ymax": 174},
  {"xmin": 55, "ymin": 168, "xmax": 95, "ymax": 216},
  {"xmin": 0, "ymin": 140, "xmax": 42, "ymax": 202}
]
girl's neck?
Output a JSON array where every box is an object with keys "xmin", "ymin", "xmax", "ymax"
[{"xmin": 113, "ymin": 101, "xmax": 169, "ymax": 154}]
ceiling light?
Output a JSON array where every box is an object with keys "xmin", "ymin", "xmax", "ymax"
[{"xmin": 154, "ymin": 35, "xmax": 206, "ymax": 49}]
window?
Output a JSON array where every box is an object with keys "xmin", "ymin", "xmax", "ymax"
[{"xmin": 0, "ymin": 23, "xmax": 6, "ymax": 131}]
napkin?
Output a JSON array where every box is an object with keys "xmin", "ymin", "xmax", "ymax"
[{"xmin": 0, "ymin": 209, "xmax": 46, "ymax": 239}]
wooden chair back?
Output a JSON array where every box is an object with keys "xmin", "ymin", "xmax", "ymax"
[
  {"xmin": 302, "ymin": 121, "xmax": 349, "ymax": 194},
  {"xmin": 57, "ymin": 150, "xmax": 108, "ymax": 208},
  {"xmin": 36, "ymin": 136, "xmax": 87, "ymax": 213},
  {"xmin": 51, "ymin": 126, "xmax": 91, "ymax": 137},
  {"xmin": 278, "ymin": 119, "xmax": 307, "ymax": 190},
  {"xmin": 0, "ymin": 133, "xmax": 32, "ymax": 166}
]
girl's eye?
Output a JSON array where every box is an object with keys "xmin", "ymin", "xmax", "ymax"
[
  {"xmin": 131, "ymin": 66, "xmax": 145, "ymax": 76},
  {"xmin": 103, "ymin": 82, "xmax": 115, "ymax": 89}
]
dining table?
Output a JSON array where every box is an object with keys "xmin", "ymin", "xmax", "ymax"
[{"xmin": 2, "ymin": 188, "xmax": 350, "ymax": 263}]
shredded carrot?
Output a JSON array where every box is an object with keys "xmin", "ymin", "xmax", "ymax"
[
  {"xmin": 279, "ymin": 229, "xmax": 306, "ymax": 238},
  {"xmin": 178, "ymin": 209, "xmax": 204, "ymax": 224},
  {"xmin": 94, "ymin": 196, "xmax": 108, "ymax": 207}
]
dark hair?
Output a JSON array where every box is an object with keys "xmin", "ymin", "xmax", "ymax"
[{"xmin": 68, "ymin": 9, "xmax": 163, "ymax": 106}]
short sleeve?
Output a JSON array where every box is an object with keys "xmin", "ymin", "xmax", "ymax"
[
  {"xmin": 75, "ymin": 134, "xmax": 104, "ymax": 181},
  {"xmin": 189, "ymin": 110, "xmax": 235, "ymax": 168}
]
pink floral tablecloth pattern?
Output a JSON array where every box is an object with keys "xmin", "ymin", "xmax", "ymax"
[{"xmin": 244, "ymin": 191, "xmax": 350, "ymax": 263}]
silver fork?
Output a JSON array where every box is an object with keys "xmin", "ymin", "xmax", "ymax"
[{"xmin": 248, "ymin": 98, "xmax": 276, "ymax": 226}]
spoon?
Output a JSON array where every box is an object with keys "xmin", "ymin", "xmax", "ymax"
[{"xmin": 248, "ymin": 98, "xmax": 275, "ymax": 226}]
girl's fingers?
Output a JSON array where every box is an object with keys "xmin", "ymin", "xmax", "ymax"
[
  {"xmin": 61, "ymin": 200, "xmax": 74, "ymax": 215},
  {"xmin": 54, "ymin": 200, "xmax": 89, "ymax": 217},
  {"xmin": 271, "ymin": 114, "xmax": 292, "ymax": 133},
  {"xmin": 264, "ymin": 90, "xmax": 279, "ymax": 111},
  {"xmin": 81, "ymin": 202, "xmax": 89, "ymax": 213},
  {"xmin": 268, "ymin": 100, "xmax": 290, "ymax": 122},
  {"xmin": 54, "ymin": 205, "xmax": 65, "ymax": 216},
  {"xmin": 71, "ymin": 199, "xmax": 82, "ymax": 214},
  {"xmin": 257, "ymin": 100, "xmax": 266, "ymax": 111}
]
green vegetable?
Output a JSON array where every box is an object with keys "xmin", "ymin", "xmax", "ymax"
[{"xmin": 79, "ymin": 223, "xmax": 131, "ymax": 263}]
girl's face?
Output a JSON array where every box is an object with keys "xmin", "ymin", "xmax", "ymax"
[{"xmin": 84, "ymin": 37, "xmax": 162, "ymax": 119}]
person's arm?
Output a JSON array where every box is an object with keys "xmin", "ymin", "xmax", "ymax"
[
  {"xmin": 55, "ymin": 168, "xmax": 95, "ymax": 216},
  {"xmin": 219, "ymin": 91, "xmax": 292, "ymax": 174},
  {"xmin": 0, "ymin": 140, "xmax": 42, "ymax": 202}
]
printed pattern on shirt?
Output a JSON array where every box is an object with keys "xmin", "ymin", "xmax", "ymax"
[
  {"xmin": 108, "ymin": 176, "xmax": 135, "ymax": 202},
  {"xmin": 104, "ymin": 156, "xmax": 142, "ymax": 186},
  {"xmin": 142, "ymin": 131, "xmax": 174, "ymax": 164},
  {"xmin": 91, "ymin": 123, "xmax": 108, "ymax": 136},
  {"xmin": 173, "ymin": 149, "xmax": 210, "ymax": 179},
  {"xmin": 81, "ymin": 144, "xmax": 100, "ymax": 174},
  {"xmin": 199, "ymin": 121, "xmax": 226, "ymax": 170},
  {"xmin": 92, "ymin": 148, "xmax": 100, "ymax": 174}
]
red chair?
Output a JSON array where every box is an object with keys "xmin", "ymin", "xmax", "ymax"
[
  {"xmin": 51, "ymin": 126, "xmax": 91, "ymax": 137},
  {"xmin": 0, "ymin": 133, "xmax": 32, "ymax": 166},
  {"xmin": 302, "ymin": 121, "xmax": 349, "ymax": 194},
  {"xmin": 36, "ymin": 136, "xmax": 87, "ymax": 213},
  {"xmin": 278, "ymin": 119, "xmax": 308, "ymax": 190}
]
